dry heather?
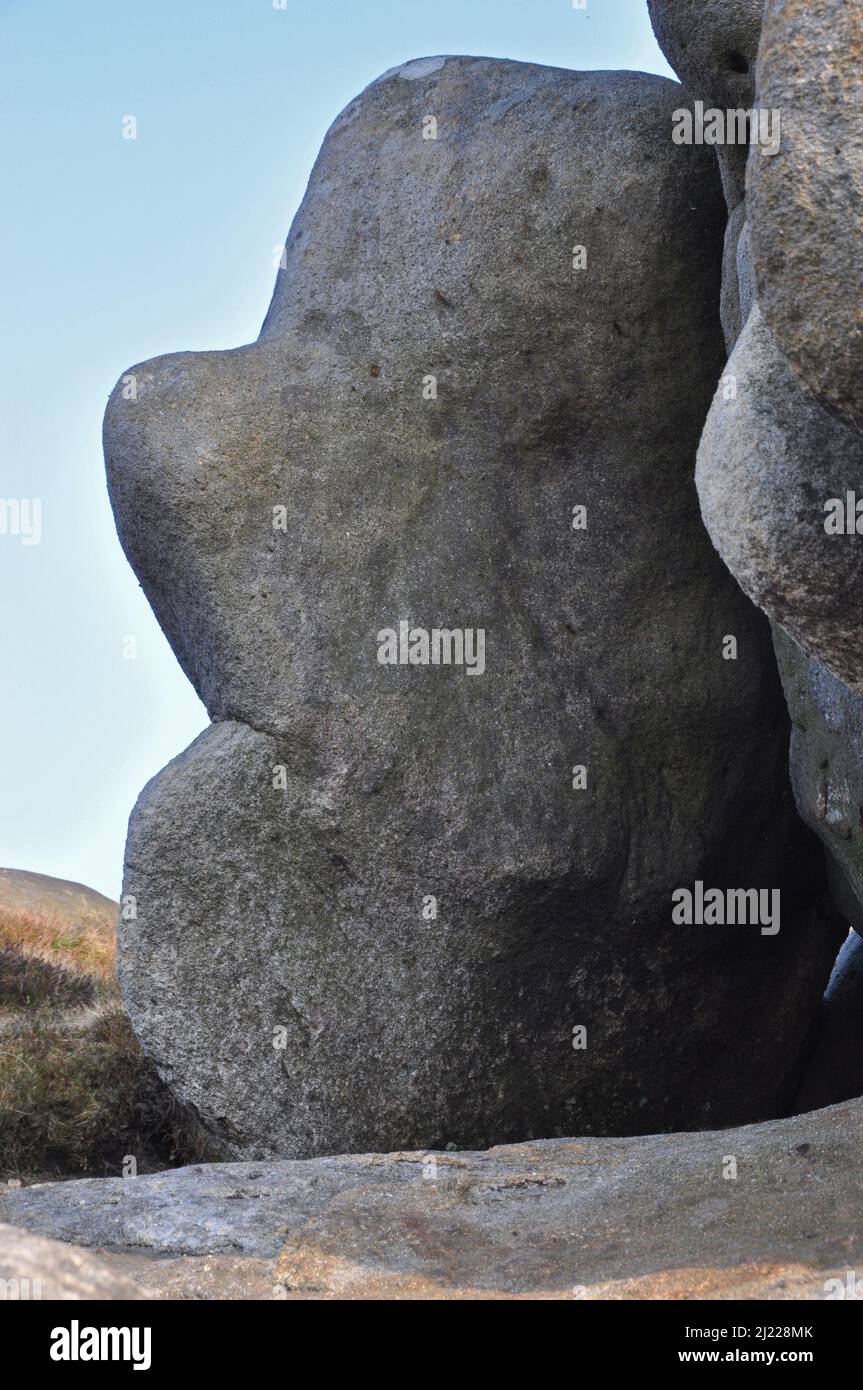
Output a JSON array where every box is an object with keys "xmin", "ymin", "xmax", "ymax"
[
  {"xmin": 0, "ymin": 904, "xmax": 212, "ymax": 1180},
  {"xmin": 0, "ymin": 902, "xmax": 114, "ymax": 988}
]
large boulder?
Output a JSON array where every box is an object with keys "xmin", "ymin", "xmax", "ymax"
[
  {"xmin": 697, "ymin": 306, "xmax": 863, "ymax": 692},
  {"xmin": 749, "ymin": 0, "xmax": 863, "ymax": 433},
  {"xmin": 105, "ymin": 56, "xmax": 839, "ymax": 1159}
]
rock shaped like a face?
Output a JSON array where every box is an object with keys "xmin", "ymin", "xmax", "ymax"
[
  {"xmin": 749, "ymin": 0, "xmax": 863, "ymax": 434},
  {"xmin": 697, "ymin": 306, "xmax": 863, "ymax": 691},
  {"xmin": 647, "ymin": 0, "xmax": 764, "ymax": 209},
  {"xmin": 106, "ymin": 59, "xmax": 841, "ymax": 1159}
]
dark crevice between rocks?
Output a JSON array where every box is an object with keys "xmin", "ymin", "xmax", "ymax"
[{"xmin": 787, "ymin": 927, "xmax": 863, "ymax": 1118}]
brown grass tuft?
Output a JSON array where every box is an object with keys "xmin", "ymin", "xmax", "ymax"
[
  {"xmin": 0, "ymin": 904, "xmax": 215, "ymax": 1180},
  {"xmin": 0, "ymin": 903, "xmax": 115, "ymax": 986}
]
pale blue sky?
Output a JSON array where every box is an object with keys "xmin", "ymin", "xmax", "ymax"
[{"xmin": 0, "ymin": 0, "xmax": 673, "ymax": 899}]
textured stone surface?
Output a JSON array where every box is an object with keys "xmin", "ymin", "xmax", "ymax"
[
  {"xmin": 2, "ymin": 1102, "xmax": 862, "ymax": 1300},
  {"xmin": 647, "ymin": 0, "xmax": 764, "ymax": 211},
  {"xmin": 647, "ymin": 1, "xmax": 764, "ymax": 349},
  {"xmin": 671, "ymin": 0, "xmax": 863, "ymax": 940},
  {"xmin": 106, "ymin": 57, "xmax": 839, "ymax": 1159},
  {"xmin": 102, "ymin": 1251, "xmax": 283, "ymax": 1301},
  {"xmin": 656, "ymin": 3, "xmax": 863, "ymax": 1074},
  {"xmin": 795, "ymin": 933, "xmax": 863, "ymax": 1115},
  {"xmin": 0, "ymin": 1223, "xmax": 147, "ymax": 1300},
  {"xmin": 774, "ymin": 629, "xmax": 863, "ymax": 937},
  {"xmin": 750, "ymin": 0, "xmax": 863, "ymax": 432},
  {"xmin": 697, "ymin": 307, "xmax": 863, "ymax": 691},
  {"xmin": 719, "ymin": 201, "xmax": 756, "ymax": 350},
  {"xmin": 121, "ymin": 698, "xmax": 837, "ymax": 1157},
  {"xmin": 734, "ymin": 216, "xmax": 755, "ymax": 334}
]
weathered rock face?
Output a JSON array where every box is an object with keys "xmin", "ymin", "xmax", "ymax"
[
  {"xmin": 106, "ymin": 56, "xmax": 840, "ymax": 1160},
  {"xmin": 795, "ymin": 932, "xmax": 863, "ymax": 1115},
  {"xmin": 647, "ymin": 0, "xmax": 764, "ymax": 209},
  {"xmin": 2, "ymin": 1099, "xmax": 862, "ymax": 1300},
  {"xmin": 749, "ymin": 0, "xmax": 863, "ymax": 434},
  {"xmin": 720, "ymin": 201, "xmax": 748, "ymax": 350},
  {"xmin": 745, "ymin": 2, "xmax": 863, "ymax": 936},
  {"xmin": 661, "ymin": 2, "xmax": 863, "ymax": 942},
  {"xmin": 774, "ymin": 630, "xmax": 863, "ymax": 938},
  {"xmin": 0, "ymin": 1224, "xmax": 147, "ymax": 1300},
  {"xmin": 697, "ymin": 307, "xmax": 863, "ymax": 693},
  {"xmin": 647, "ymin": 0, "xmax": 764, "ymax": 353}
]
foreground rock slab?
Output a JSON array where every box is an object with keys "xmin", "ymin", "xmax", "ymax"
[
  {"xmin": 0, "ymin": 1224, "xmax": 147, "ymax": 1300},
  {"xmin": 2, "ymin": 1100, "xmax": 861, "ymax": 1300}
]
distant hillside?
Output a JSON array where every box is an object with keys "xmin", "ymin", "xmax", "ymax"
[
  {"xmin": 0, "ymin": 868, "xmax": 117, "ymax": 936},
  {"xmin": 0, "ymin": 868, "xmax": 117, "ymax": 1010}
]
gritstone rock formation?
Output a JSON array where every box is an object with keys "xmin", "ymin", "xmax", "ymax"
[
  {"xmin": 750, "ymin": 1, "xmax": 863, "ymax": 942},
  {"xmin": 647, "ymin": 0, "xmax": 764, "ymax": 350},
  {"xmin": 105, "ymin": 56, "xmax": 841, "ymax": 1160},
  {"xmin": 749, "ymin": 0, "xmax": 863, "ymax": 434},
  {"xmin": 646, "ymin": 0, "xmax": 764, "ymax": 208},
  {"xmin": 696, "ymin": 306, "xmax": 863, "ymax": 690},
  {"xmin": 664, "ymin": 0, "xmax": 863, "ymax": 950},
  {"xmin": 774, "ymin": 630, "xmax": 863, "ymax": 940},
  {"xmin": 691, "ymin": 0, "xmax": 863, "ymax": 691}
]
